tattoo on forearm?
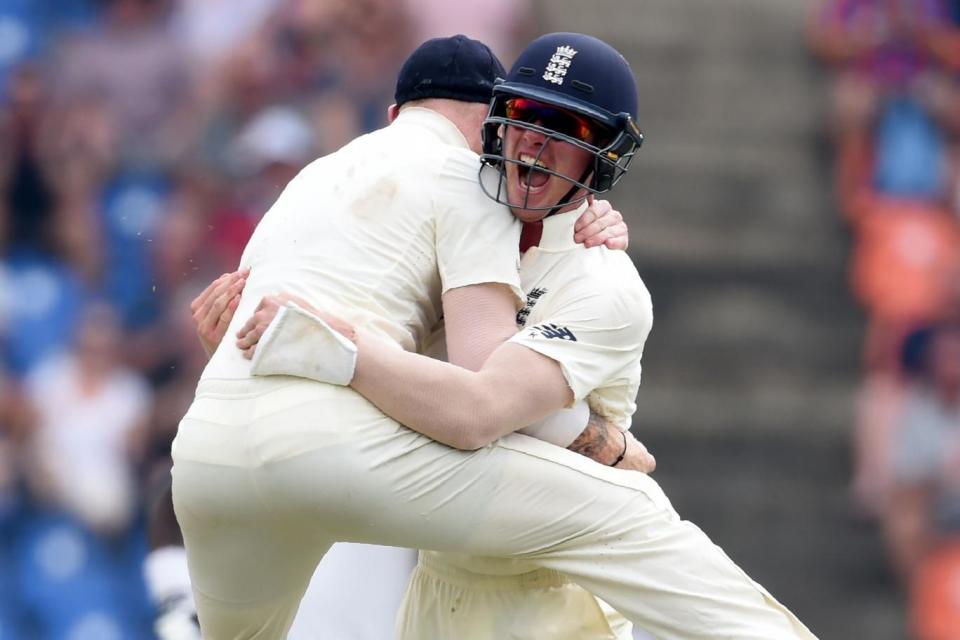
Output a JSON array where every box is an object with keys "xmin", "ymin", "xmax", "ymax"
[{"xmin": 567, "ymin": 411, "xmax": 619, "ymax": 465}]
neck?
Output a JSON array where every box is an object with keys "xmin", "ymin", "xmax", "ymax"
[{"xmin": 401, "ymin": 100, "xmax": 484, "ymax": 153}]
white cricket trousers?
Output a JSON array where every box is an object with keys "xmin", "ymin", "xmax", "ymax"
[{"xmin": 171, "ymin": 377, "xmax": 817, "ymax": 640}]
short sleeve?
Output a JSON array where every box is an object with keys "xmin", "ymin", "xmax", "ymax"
[
  {"xmin": 508, "ymin": 282, "xmax": 652, "ymax": 402},
  {"xmin": 435, "ymin": 151, "xmax": 523, "ymax": 306}
]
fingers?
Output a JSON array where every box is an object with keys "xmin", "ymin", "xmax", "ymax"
[
  {"xmin": 602, "ymin": 221, "xmax": 629, "ymax": 251},
  {"xmin": 575, "ymin": 208, "xmax": 623, "ymax": 247},
  {"xmin": 573, "ymin": 198, "xmax": 610, "ymax": 233},
  {"xmin": 193, "ymin": 270, "xmax": 247, "ymax": 325},
  {"xmin": 234, "ymin": 312, "xmax": 260, "ymax": 349},
  {"xmin": 235, "ymin": 296, "xmax": 282, "ymax": 351},
  {"xmin": 191, "ymin": 273, "xmax": 229, "ymax": 315},
  {"xmin": 618, "ymin": 434, "xmax": 656, "ymax": 474},
  {"xmin": 195, "ymin": 271, "xmax": 248, "ymax": 346},
  {"xmin": 637, "ymin": 446, "xmax": 656, "ymax": 474}
]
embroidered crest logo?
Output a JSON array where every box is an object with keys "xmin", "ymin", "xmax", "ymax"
[
  {"xmin": 516, "ymin": 287, "xmax": 548, "ymax": 327},
  {"xmin": 543, "ymin": 45, "xmax": 577, "ymax": 85}
]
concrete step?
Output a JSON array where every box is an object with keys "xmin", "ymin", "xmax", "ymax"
[{"xmin": 640, "ymin": 431, "xmax": 905, "ymax": 640}]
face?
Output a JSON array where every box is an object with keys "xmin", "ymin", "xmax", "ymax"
[
  {"xmin": 503, "ymin": 126, "xmax": 592, "ymax": 222},
  {"xmin": 500, "ymin": 99, "xmax": 605, "ymax": 222}
]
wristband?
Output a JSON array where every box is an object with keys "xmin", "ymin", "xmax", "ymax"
[{"xmin": 610, "ymin": 430, "xmax": 628, "ymax": 467}]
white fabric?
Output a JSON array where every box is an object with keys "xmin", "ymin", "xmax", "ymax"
[
  {"xmin": 518, "ymin": 399, "xmax": 590, "ymax": 448},
  {"xmin": 172, "ymin": 377, "xmax": 816, "ymax": 640},
  {"xmin": 288, "ymin": 543, "xmax": 416, "ymax": 640},
  {"xmin": 251, "ymin": 303, "xmax": 357, "ymax": 386},
  {"xmin": 509, "ymin": 203, "xmax": 653, "ymax": 430},
  {"xmin": 397, "ymin": 551, "xmax": 632, "ymax": 640},
  {"xmin": 415, "ymin": 203, "xmax": 652, "ymax": 625},
  {"xmin": 202, "ymin": 107, "xmax": 523, "ymax": 383}
]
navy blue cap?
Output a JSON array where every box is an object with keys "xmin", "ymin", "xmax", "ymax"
[{"xmin": 394, "ymin": 35, "xmax": 506, "ymax": 108}]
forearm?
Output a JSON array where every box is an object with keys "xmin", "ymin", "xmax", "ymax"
[
  {"xmin": 351, "ymin": 332, "xmax": 556, "ymax": 450},
  {"xmin": 568, "ymin": 411, "xmax": 654, "ymax": 472},
  {"xmin": 567, "ymin": 411, "xmax": 625, "ymax": 465}
]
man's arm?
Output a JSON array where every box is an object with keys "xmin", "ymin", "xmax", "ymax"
[
  {"xmin": 191, "ymin": 278, "xmax": 654, "ymax": 470},
  {"xmin": 351, "ymin": 329, "xmax": 654, "ymax": 472},
  {"xmin": 440, "ymin": 283, "xmax": 520, "ymax": 371},
  {"xmin": 351, "ymin": 332, "xmax": 571, "ymax": 450},
  {"xmin": 573, "ymin": 413, "xmax": 655, "ymax": 472}
]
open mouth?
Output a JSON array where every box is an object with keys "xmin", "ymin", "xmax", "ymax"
[{"xmin": 516, "ymin": 153, "xmax": 551, "ymax": 191}]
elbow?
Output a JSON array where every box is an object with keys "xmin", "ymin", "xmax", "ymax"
[
  {"xmin": 446, "ymin": 417, "xmax": 499, "ymax": 451},
  {"xmin": 450, "ymin": 432, "xmax": 489, "ymax": 451},
  {"xmin": 445, "ymin": 385, "xmax": 508, "ymax": 450}
]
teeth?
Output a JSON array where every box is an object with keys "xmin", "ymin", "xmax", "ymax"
[{"xmin": 519, "ymin": 153, "xmax": 547, "ymax": 169}]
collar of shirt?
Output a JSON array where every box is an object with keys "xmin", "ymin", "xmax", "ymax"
[
  {"xmin": 525, "ymin": 201, "xmax": 589, "ymax": 253},
  {"xmin": 393, "ymin": 107, "xmax": 471, "ymax": 150}
]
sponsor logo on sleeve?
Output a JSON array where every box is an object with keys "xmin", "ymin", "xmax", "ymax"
[{"xmin": 527, "ymin": 323, "xmax": 577, "ymax": 341}]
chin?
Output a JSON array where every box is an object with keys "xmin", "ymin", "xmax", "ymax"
[{"xmin": 509, "ymin": 206, "xmax": 547, "ymax": 223}]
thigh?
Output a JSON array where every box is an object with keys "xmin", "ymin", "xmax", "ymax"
[
  {"xmin": 288, "ymin": 543, "xmax": 416, "ymax": 640},
  {"xmin": 172, "ymin": 459, "xmax": 331, "ymax": 639},
  {"xmin": 178, "ymin": 387, "xmax": 812, "ymax": 640},
  {"xmin": 397, "ymin": 563, "xmax": 631, "ymax": 640},
  {"xmin": 264, "ymin": 432, "xmax": 814, "ymax": 639}
]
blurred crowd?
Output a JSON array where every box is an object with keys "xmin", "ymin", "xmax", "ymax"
[
  {"xmin": 809, "ymin": 1, "xmax": 960, "ymax": 637},
  {"xmin": 0, "ymin": 0, "xmax": 531, "ymax": 637}
]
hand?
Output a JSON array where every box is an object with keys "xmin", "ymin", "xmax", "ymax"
[
  {"xmin": 614, "ymin": 431, "xmax": 656, "ymax": 474},
  {"xmin": 573, "ymin": 196, "xmax": 628, "ymax": 250},
  {"xmin": 191, "ymin": 269, "xmax": 248, "ymax": 357},
  {"xmin": 236, "ymin": 294, "xmax": 355, "ymax": 359}
]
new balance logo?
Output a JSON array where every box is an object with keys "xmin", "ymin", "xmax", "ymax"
[
  {"xmin": 528, "ymin": 323, "xmax": 577, "ymax": 341},
  {"xmin": 543, "ymin": 45, "xmax": 577, "ymax": 85}
]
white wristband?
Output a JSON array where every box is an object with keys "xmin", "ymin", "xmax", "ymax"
[{"xmin": 250, "ymin": 302, "xmax": 358, "ymax": 385}]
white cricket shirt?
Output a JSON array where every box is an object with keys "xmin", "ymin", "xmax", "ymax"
[
  {"xmin": 202, "ymin": 108, "xmax": 523, "ymax": 381},
  {"xmin": 421, "ymin": 203, "xmax": 654, "ymax": 580},
  {"xmin": 509, "ymin": 203, "xmax": 653, "ymax": 430}
]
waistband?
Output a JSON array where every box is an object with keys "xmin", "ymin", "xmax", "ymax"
[
  {"xmin": 416, "ymin": 552, "xmax": 572, "ymax": 591},
  {"xmin": 195, "ymin": 375, "xmax": 328, "ymax": 398}
]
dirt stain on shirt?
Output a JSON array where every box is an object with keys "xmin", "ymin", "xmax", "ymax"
[{"xmin": 348, "ymin": 177, "xmax": 398, "ymax": 219}]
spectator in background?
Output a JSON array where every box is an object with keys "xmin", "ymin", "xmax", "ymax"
[
  {"xmin": 918, "ymin": 0, "xmax": 960, "ymax": 72},
  {"xmin": 403, "ymin": 0, "xmax": 534, "ymax": 63},
  {"xmin": 23, "ymin": 302, "xmax": 150, "ymax": 536},
  {"xmin": 228, "ymin": 104, "xmax": 316, "ymax": 216},
  {"xmin": 53, "ymin": 0, "xmax": 192, "ymax": 168},
  {"xmin": 171, "ymin": 0, "xmax": 276, "ymax": 73},
  {"xmin": 823, "ymin": 6, "xmax": 960, "ymax": 514},
  {"xmin": 883, "ymin": 324, "xmax": 960, "ymax": 639},
  {"xmin": 808, "ymin": 0, "xmax": 953, "ymax": 217}
]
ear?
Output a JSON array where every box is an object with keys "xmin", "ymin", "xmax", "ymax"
[{"xmin": 387, "ymin": 104, "xmax": 400, "ymax": 123}]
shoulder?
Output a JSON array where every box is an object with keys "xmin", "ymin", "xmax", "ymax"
[{"xmin": 574, "ymin": 248, "xmax": 652, "ymax": 317}]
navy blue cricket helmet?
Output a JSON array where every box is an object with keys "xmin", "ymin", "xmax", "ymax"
[{"xmin": 480, "ymin": 32, "xmax": 644, "ymax": 210}]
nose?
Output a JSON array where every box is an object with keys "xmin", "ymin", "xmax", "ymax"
[{"xmin": 520, "ymin": 123, "xmax": 546, "ymax": 145}]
